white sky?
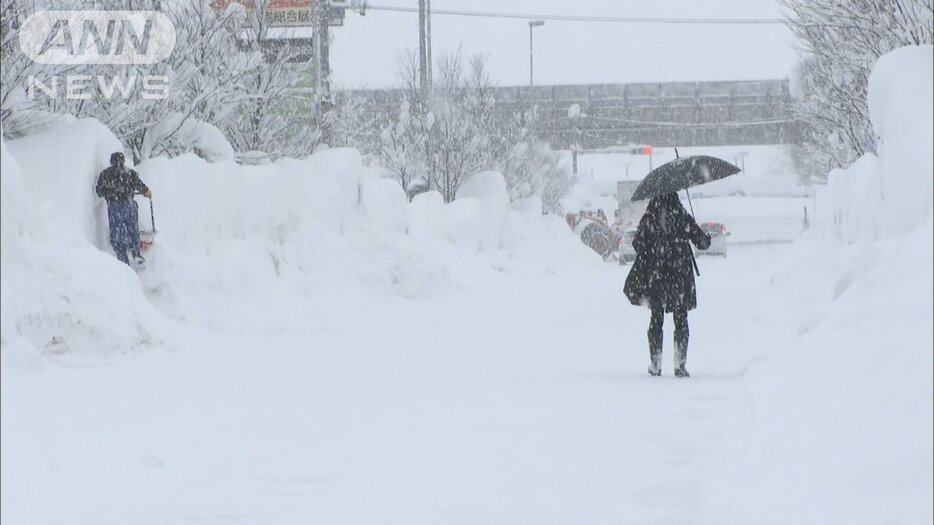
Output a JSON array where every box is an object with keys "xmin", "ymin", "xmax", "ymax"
[{"xmin": 329, "ymin": 0, "xmax": 800, "ymax": 89}]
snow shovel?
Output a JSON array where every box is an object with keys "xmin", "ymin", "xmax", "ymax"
[{"xmin": 139, "ymin": 197, "xmax": 156, "ymax": 252}]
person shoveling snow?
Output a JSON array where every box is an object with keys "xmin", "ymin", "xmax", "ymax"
[{"xmin": 95, "ymin": 152, "xmax": 152, "ymax": 266}]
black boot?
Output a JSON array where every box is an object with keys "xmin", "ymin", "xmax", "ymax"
[
  {"xmin": 648, "ymin": 347, "xmax": 662, "ymax": 376},
  {"xmin": 673, "ymin": 311, "xmax": 690, "ymax": 377},
  {"xmin": 648, "ymin": 308, "xmax": 664, "ymax": 376},
  {"xmin": 647, "ymin": 333, "xmax": 662, "ymax": 376},
  {"xmin": 673, "ymin": 332, "xmax": 689, "ymax": 378}
]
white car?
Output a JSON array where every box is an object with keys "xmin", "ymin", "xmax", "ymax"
[
  {"xmin": 699, "ymin": 222, "xmax": 730, "ymax": 257},
  {"xmin": 618, "ymin": 229, "xmax": 637, "ymax": 265}
]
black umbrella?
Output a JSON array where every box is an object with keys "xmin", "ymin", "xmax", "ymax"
[{"xmin": 631, "ymin": 155, "xmax": 741, "ymax": 202}]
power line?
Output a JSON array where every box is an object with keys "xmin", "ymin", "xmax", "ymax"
[
  {"xmin": 365, "ymin": 4, "xmax": 784, "ymax": 25},
  {"xmin": 585, "ymin": 115, "xmax": 795, "ymax": 127}
]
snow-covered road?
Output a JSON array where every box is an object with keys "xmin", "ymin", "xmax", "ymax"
[
  {"xmin": 6, "ymin": 42, "xmax": 933, "ymax": 525},
  {"xmin": 2, "ymin": 244, "xmax": 795, "ymax": 524}
]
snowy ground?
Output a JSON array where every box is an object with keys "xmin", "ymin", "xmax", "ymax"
[
  {"xmin": 2, "ymin": 221, "xmax": 930, "ymax": 524},
  {"xmin": 0, "ymin": 133, "xmax": 928, "ymax": 525},
  {"xmin": 2, "ymin": 44, "xmax": 931, "ymax": 525},
  {"xmin": 0, "ymin": 242, "xmax": 791, "ymax": 524}
]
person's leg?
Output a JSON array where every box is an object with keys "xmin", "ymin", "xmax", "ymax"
[
  {"xmin": 107, "ymin": 203, "xmax": 130, "ymax": 265},
  {"xmin": 673, "ymin": 309, "xmax": 690, "ymax": 377},
  {"xmin": 647, "ymin": 305, "xmax": 664, "ymax": 376}
]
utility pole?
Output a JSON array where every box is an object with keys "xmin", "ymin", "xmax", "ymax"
[
  {"xmin": 527, "ymin": 20, "xmax": 544, "ymax": 143},
  {"xmin": 418, "ymin": 0, "xmax": 433, "ymax": 196},
  {"xmin": 426, "ymin": 0, "xmax": 432, "ymax": 85},
  {"xmin": 313, "ymin": 0, "xmax": 332, "ymax": 145},
  {"xmin": 528, "ymin": 20, "xmax": 544, "ymax": 89},
  {"xmin": 313, "ymin": 0, "xmax": 322, "ymax": 128},
  {"xmin": 418, "ymin": 0, "xmax": 428, "ymax": 97}
]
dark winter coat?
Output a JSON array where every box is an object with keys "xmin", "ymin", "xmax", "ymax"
[
  {"xmin": 624, "ymin": 193, "xmax": 711, "ymax": 312},
  {"xmin": 95, "ymin": 166, "xmax": 148, "ymax": 203}
]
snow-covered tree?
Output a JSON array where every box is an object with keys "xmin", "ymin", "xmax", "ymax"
[
  {"xmin": 219, "ymin": 1, "xmax": 318, "ymax": 159},
  {"xmin": 377, "ymin": 96, "xmax": 426, "ymax": 197},
  {"xmin": 329, "ymin": 91, "xmax": 379, "ymax": 154},
  {"xmin": 782, "ymin": 0, "xmax": 933, "ymax": 180},
  {"xmin": 422, "ymin": 52, "xmax": 491, "ymax": 201},
  {"xmin": 370, "ymin": 51, "xmax": 572, "ymax": 206},
  {"xmin": 1, "ymin": 0, "xmax": 89, "ymax": 138},
  {"xmin": 1, "ymin": 0, "xmax": 321, "ymax": 161}
]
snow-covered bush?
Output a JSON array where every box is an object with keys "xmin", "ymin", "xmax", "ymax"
[{"xmin": 499, "ymin": 140, "xmax": 575, "ymax": 214}]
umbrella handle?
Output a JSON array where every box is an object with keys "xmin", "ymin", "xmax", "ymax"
[{"xmin": 149, "ymin": 199, "xmax": 156, "ymax": 232}]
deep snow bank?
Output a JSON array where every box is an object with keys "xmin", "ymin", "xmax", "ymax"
[
  {"xmin": 735, "ymin": 221, "xmax": 933, "ymax": 524},
  {"xmin": 1, "ymin": 131, "xmax": 171, "ymax": 363},
  {"xmin": 1, "ymin": 120, "xmax": 594, "ymax": 360},
  {"xmin": 818, "ymin": 45, "xmax": 933, "ymax": 242},
  {"xmin": 734, "ymin": 46, "xmax": 934, "ymax": 523}
]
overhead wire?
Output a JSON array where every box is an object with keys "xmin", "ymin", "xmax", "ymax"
[{"xmin": 364, "ymin": 4, "xmax": 785, "ymax": 25}]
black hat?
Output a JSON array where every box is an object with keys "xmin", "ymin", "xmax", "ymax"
[{"xmin": 110, "ymin": 152, "xmax": 125, "ymax": 165}]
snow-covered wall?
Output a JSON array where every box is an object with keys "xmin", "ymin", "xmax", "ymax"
[
  {"xmin": 5, "ymin": 119, "xmax": 123, "ymax": 246},
  {"xmin": 0, "ymin": 120, "xmax": 592, "ymax": 359},
  {"xmin": 868, "ymin": 45, "xmax": 934, "ymax": 236},
  {"xmin": 0, "ymin": 134, "xmax": 170, "ymax": 363},
  {"xmin": 818, "ymin": 45, "xmax": 933, "ymax": 242}
]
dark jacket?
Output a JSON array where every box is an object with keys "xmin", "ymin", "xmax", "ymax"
[
  {"xmin": 95, "ymin": 166, "xmax": 148, "ymax": 203},
  {"xmin": 624, "ymin": 194, "xmax": 711, "ymax": 312}
]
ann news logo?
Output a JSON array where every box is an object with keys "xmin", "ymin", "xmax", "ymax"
[{"xmin": 19, "ymin": 11, "xmax": 177, "ymax": 100}]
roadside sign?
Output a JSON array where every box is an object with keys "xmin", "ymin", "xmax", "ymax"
[{"xmin": 213, "ymin": 0, "xmax": 345, "ymax": 27}]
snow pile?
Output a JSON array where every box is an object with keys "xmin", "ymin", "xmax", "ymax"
[
  {"xmin": 561, "ymin": 182, "xmax": 619, "ymax": 219},
  {"xmin": 167, "ymin": 118, "xmax": 236, "ymax": 163},
  {"xmin": 819, "ymin": 45, "xmax": 933, "ymax": 242},
  {"xmin": 733, "ymin": 46, "xmax": 934, "ymax": 523},
  {"xmin": 453, "ymin": 171, "xmax": 511, "ymax": 251},
  {"xmin": 0, "ymin": 128, "xmax": 171, "ymax": 363},
  {"xmin": 1, "ymin": 119, "xmax": 592, "ymax": 359},
  {"xmin": 4, "ymin": 119, "xmax": 123, "ymax": 245},
  {"xmin": 867, "ymin": 45, "xmax": 934, "ymax": 236},
  {"xmin": 735, "ymin": 220, "xmax": 933, "ymax": 524}
]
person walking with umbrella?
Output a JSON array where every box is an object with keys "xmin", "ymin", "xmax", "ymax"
[
  {"xmin": 626, "ymin": 193, "xmax": 710, "ymax": 377},
  {"xmin": 624, "ymin": 153, "xmax": 741, "ymax": 377}
]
